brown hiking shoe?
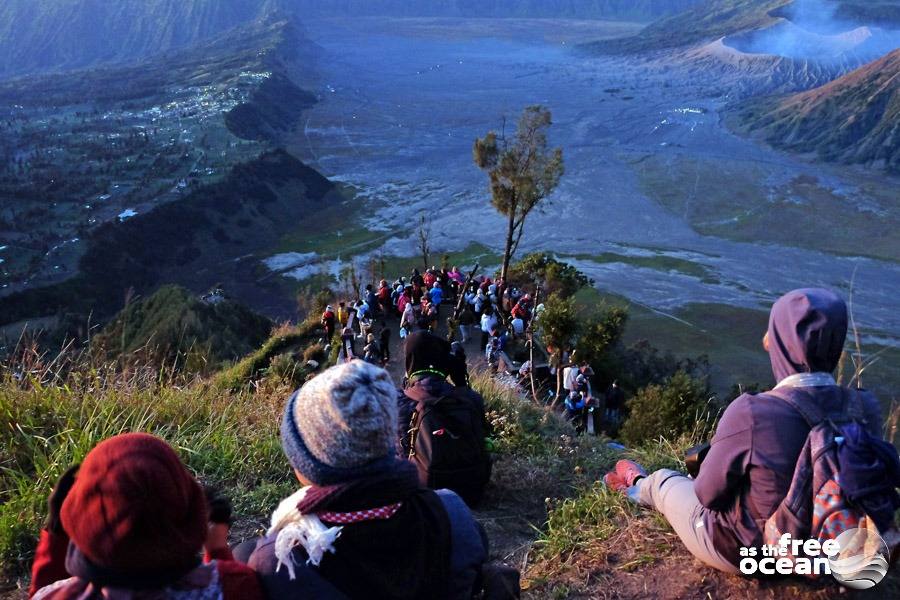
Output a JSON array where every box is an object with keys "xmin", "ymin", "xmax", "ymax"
[{"xmin": 614, "ymin": 459, "xmax": 647, "ymax": 488}]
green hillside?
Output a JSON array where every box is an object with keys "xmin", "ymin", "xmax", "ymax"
[{"xmin": 92, "ymin": 285, "xmax": 272, "ymax": 372}]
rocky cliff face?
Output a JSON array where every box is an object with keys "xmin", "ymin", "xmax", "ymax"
[
  {"xmin": 732, "ymin": 48, "xmax": 900, "ymax": 172},
  {"xmin": 0, "ymin": 0, "xmax": 282, "ymax": 78}
]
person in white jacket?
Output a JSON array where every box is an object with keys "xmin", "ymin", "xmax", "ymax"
[{"xmin": 480, "ymin": 307, "xmax": 498, "ymax": 351}]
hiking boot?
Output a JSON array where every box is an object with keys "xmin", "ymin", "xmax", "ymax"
[
  {"xmin": 603, "ymin": 470, "xmax": 628, "ymax": 492},
  {"xmin": 614, "ymin": 459, "xmax": 647, "ymax": 488}
]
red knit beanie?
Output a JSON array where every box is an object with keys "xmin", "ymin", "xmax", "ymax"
[{"xmin": 60, "ymin": 433, "xmax": 207, "ymax": 575}]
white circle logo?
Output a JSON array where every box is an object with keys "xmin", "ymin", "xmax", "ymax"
[{"xmin": 828, "ymin": 528, "xmax": 891, "ymax": 589}]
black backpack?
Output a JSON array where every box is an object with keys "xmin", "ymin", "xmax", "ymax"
[{"xmin": 408, "ymin": 392, "xmax": 492, "ymax": 507}]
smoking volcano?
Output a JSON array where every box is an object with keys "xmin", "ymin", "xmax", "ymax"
[{"xmin": 724, "ymin": 20, "xmax": 899, "ymax": 66}]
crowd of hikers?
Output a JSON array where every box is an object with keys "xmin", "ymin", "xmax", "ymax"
[
  {"xmin": 318, "ymin": 265, "xmax": 624, "ymax": 434},
  {"xmin": 28, "ymin": 281, "xmax": 900, "ymax": 598},
  {"xmin": 318, "ymin": 265, "xmax": 539, "ymax": 369}
]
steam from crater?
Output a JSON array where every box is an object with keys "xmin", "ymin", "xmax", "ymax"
[{"xmin": 725, "ymin": 0, "xmax": 900, "ymax": 63}]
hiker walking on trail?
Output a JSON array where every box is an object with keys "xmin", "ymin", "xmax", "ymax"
[
  {"xmin": 377, "ymin": 280, "xmax": 392, "ymax": 316},
  {"xmin": 322, "ymin": 305, "xmax": 337, "ymax": 342},
  {"xmin": 364, "ymin": 285, "xmax": 377, "ymax": 310},
  {"xmin": 603, "ymin": 288, "xmax": 897, "ymax": 575},
  {"xmin": 379, "ymin": 322, "xmax": 391, "ymax": 364},
  {"xmin": 243, "ymin": 361, "xmax": 499, "ymax": 599},
  {"xmin": 511, "ymin": 295, "xmax": 532, "ymax": 327},
  {"xmin": 400, "ymin": 300, "xmax": 415, "ymax": 336},
  {"xmin": 398, "ymin": 332, "xmax": 492, "ymax": 508},
  {"xmin": 398, "ymin": 286, "xmax": 412, "ymax": 317},
  {"xmin": 429, "ymin": 282, "xmax": 443, "ymax": 315},
  {"xmin": 480, "ymin": 306, "xmax": 498, "ymax": 352},
  {"xmin": 458, "ymin": 306, "xmax": 475, "ymax": 344},
  {"xmin": 339, "ymin": 326, "xmax": 356, "ymax": 362},
  {"xmin": 336, "ymin": 301, "xmax": 349, "ymax": 329},
  {"xmin": 411, "ymin": 269, "xmax": 424, "ymax": 303},
  {"xmin": 30, "ymin": 433, "xmax": 264, "ymax": 600}
]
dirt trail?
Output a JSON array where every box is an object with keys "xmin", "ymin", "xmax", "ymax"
[{"xmin": 377, "ymin": 304, "xmax": 541, "ymax": 571}]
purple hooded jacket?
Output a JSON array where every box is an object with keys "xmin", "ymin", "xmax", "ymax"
[{"xmin": 693, "ymin": 289, "xmax": 883, "ymax": 564}]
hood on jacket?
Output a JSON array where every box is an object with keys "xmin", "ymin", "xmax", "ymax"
[
  {"xmin": 767, "ymin": 288, "xmax": 848, "ymax": 384},
  {"xmin": 404, "ymin": 331, "xmax": 451, "ymax": 378}
]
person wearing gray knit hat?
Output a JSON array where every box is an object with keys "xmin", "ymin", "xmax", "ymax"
[
  {"xmin": 244, "ymin": 359, "xmax": 496, "ymax": 600},
  {"xmin": 281, "ymin": 360, "xmax": 398, "ymax": 486}
]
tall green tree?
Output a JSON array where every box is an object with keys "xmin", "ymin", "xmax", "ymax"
[{"xmin": 474, "ymin": 106, "xmax": 564, "ymax": 283}]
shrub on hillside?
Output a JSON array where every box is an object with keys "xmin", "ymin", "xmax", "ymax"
[
  {"xmin": 302, "ymin": 342, "xmax": 326, "ymax": 364},
  {"xmin": 616, "ymin": 339, "xmax": 710, "ymax": 393},
  {"xmin": 574, "ymin": 304, "xmax": 628, "ymax": 385},
  {"xmin": 505, "ymin": 252, "xmax": 592, "ymax": 298},
  {"xmin": 266, "ymin": 353, "xmax": 310, "ymax": 388},
  {"xmin": 213, "ymin": 318, "xmax": 321, "ymax": 390},
  {"xmin": 619, "ymin": 370, "xmax": 717, "ymax": 447}
]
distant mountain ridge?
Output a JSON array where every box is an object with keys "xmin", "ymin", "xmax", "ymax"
[
  {"xmin": 0, "ymin": 0, "xmax": 283, "ymax": 79},
  {"xmin": 587, "ymin": 0, "xmax": 900, "ymax": 55},
  {"xmin": 588, "ymin": 0, "xmax": 792, "ymax": 54},
  {"xmin": 286, "ymin": 0, "xmax": 703, "ymax": 20},
  {"xmin": 732, "ymin": 48, "xmax": 900, "ymax": 172},
  {"xmin": 0, "ymin": 0, "xmax": 702, "ymax": 79}
]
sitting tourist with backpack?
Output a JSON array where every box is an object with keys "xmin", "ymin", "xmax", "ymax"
[
  {"xmin": 603, "ymin": 288, "xmax": 899, "ymax": 574},
  {"xmin": 244, "ymin": 360, "xmax": 502, "ymax": 599},
  {"xmin": 398, "ymin": 331, "xmax": 492, "ymax": 508},
  {"xmin": 30, "ymin": 433, "xmax": 264, "ymax": 600}
]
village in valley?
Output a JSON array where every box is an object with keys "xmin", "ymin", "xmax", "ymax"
[{"xmin": 0, "ymin": 51, "xmax": 276, "ymax": 294}]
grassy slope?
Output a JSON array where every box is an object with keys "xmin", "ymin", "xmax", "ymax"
[
  {"xmin": 632, "ymin": 153, "xmax": 900, "ymax": 263},
  {"xmin": 5, "ymin": 354, "xmax": 896, "ymax": 599},
  {"xmin": 92, "ymin": 285, "xmax": 273, "ymax": 371}
]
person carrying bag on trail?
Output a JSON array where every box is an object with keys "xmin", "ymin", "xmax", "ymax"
[
  {"xmin": 398, "ymin": 331, "xmax": 492, "ymax": 508},
  {"xmin": 602, "ymin": 288, "xmax": 898, "ymax": 576},
  {"xmin": 242, "ymin": 361, "xmax": 519, "ymax": 599}
]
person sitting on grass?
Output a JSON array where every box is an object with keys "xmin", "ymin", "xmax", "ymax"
[
  {"xmin": 602, "ymin": 288, "xmax": 887, "ymax": 574},
  {"xmin": 29, "ymin": 433, "xmax": 264, "ymax": 600},
  {"xmin": 245, "ymin": 360, "xmax": 495, "ymax": 599}
]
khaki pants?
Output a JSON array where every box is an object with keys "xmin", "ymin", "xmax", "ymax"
[{"xmin": 631, "ymin": 469, "xmax": 739, "ymax": 574}]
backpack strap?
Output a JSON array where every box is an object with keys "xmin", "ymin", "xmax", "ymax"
[
  {"xmin": 839, "ymin": 386, "xmax": 866, "ymax": 422},
  {"xmin": 766, "ymin": 387, "xmax": 825, "ymax": 428},
  {"xmin": 768, "ymin": 385, "xmax": 866, "ymax": 428}
]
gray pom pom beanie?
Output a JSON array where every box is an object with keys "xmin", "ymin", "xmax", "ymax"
[{"xmin": 280, "ymin": 360, "xmax": 399, "ymax": 486}]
